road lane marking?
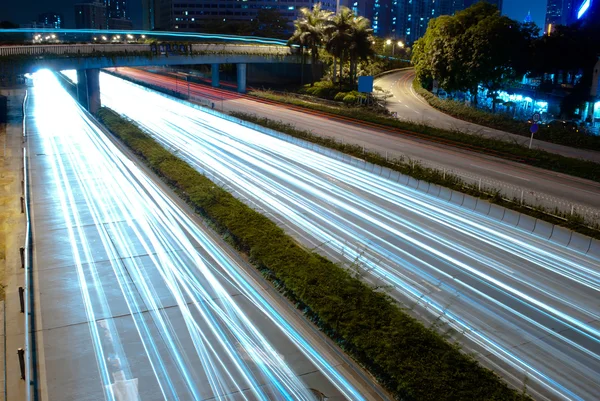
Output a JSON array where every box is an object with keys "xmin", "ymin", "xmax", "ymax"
[{"xmin": 470, "ymin": 164, "xmax": 531, "ymax": 181}]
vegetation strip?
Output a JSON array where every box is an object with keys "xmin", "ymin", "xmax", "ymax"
[
  {"xmin": 412, "ymin": 79, "xmax": 600, "ymax": 152},
  {"xmin": 248, "ymin": 90, "xmax": 600, "ymax": 183},
  {"xmin": 98, "ymin": 107, "xmax": 531, "ymax": 401},
  {"xmin": 228, "ymin": 111, "xmax": 600, "ymax": 238}
]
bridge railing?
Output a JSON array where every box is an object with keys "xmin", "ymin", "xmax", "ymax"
[
  {"xmin": 190, "ymin": 43, "xmax": 290, "ymax": 56},
  {"xmin": 0, "ymin": 43, "xmax": 292, "ymax": 58},
  {"xmin": 0, "ymin": 44, "xmax": 151, "ymax": 57}
]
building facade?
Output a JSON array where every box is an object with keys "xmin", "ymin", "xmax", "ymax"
[
  {"xmin": 106, "ymin": 0, "xmax": 128, "ymax": 20},
  {"xmin": 153, "ymin": 0, "xmax": 337, "ymax": 32},
  {"xmin": 392, "ymin": 0, "xmax": 503, "ymax": 44},
  {"xmin": 74, "ymin": 1, "xmax": 107, "ymax": 30},
  {"xmin": 546, "ymin": 0, "xmax": 599, "ymax": 34},
  {"xmin": 37, "ymin": 12, "xmax": 64, "ymax": 29}
]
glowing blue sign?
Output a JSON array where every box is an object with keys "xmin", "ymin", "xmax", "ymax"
[{"xmin": 578, "ymin": 0, "xmax": 591, "ymax": 19}]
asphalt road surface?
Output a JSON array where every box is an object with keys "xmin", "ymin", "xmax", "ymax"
[
  {"xmin": 100, "ymin": 72, "xmax": 600, "ymax": 401},
  {"xmin": 23, "ymin": 70, "xmax": 389, "ymax": 401},
  {"xmin": 105, "ymin": 68, "xmax": 600, "ymax": 214},
  {"xmin": 375, "ymin": 69, "xmax": 600, "ymax": 163}
]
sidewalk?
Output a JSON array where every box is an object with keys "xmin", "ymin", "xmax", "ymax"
[{"xmin": 0, "ymin": 88, "xmax": 27, "ymax": 401}]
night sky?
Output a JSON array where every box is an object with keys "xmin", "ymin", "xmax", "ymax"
[{"xmin": 2, "ymin": 0, "xmax": 547, "ymax": 31}]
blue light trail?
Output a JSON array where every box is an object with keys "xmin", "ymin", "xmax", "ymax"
[
  {"xmin": 31, "ymin": 70, "xmax": 369, "ymax": 401},
  {"xmin": 96, "ymin": 71, "xmax": 600, "ymax": 401}
]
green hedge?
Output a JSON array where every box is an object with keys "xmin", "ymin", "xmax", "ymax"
[
  {"xmin": 413, "ymin": 79, "xmax": 600, "ymax": 152},
  {"xmin": 249, "ymin": 90, "xmax": 600, "ymax": 183},
  {"xmin": 98, "ymin": 107, "xmax": 531, "ymax": 401}
]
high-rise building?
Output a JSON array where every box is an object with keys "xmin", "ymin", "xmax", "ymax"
[
  {"xmin": 390, "ymin": 0, "xmax": 503, "ymax": 44},
  {"xmin": 152, "ymin": 0, "xmax": 337, "ymax": 32},
  {"xmin": 142, "ymin": 0, "xmax": 155, "ymax": 30},
  {"xmin": 545, "ymin": 0, "xmax": 599, "ymax": 34},
  {"xmin": 463, "ymin": 0, "xmax": 503, "ymax": 10},
  {"xmin": 568, "ymin": 0, "xmax": 599, "ymax": 25},
  {"xmin": 74, "ymin": 1, "xmax": 107, "ymax": 30},
  {"xmin": 545, "ymin": 0, "xmax": 572, "ymax": 33},
  {"xmin": 37, "ymin": 12, "xmax": 64, "ymax": 29},
  {"xmin": 106, "ymin": 0, "xmax": 128, "ymax": 20},
  {"xmin": 344, "ymin": 0, "xmax": 394, "ymax": 37}
]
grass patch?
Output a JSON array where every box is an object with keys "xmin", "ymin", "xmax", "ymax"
[
  {"xmin": 98, "ymin": 106, "xmax": 532, "ymax": 401},
  {"xmin": 229, "ymin": 111, "xmax": 600, "ymax": 239},
  {"xmin": 413, "ymin": 79, "xmax": 600, "ymax": 151},
  {"xmin": 248, "ymin": 90, "xmax": 600, "ymax": 183}
]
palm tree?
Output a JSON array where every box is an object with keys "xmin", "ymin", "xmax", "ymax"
[
  {"xmin": 324, "ymin": 7, "xmax": 354, "ymax": 87},
  {"xmin": 288, "ymin": 4, "xmax": 332, "ymax": 86},
  {"xmin": 348, "ymin": 15, "xmax": 375, "ymax": 86}
]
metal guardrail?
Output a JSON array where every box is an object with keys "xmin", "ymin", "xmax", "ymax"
[
  {"xmin": 0, "ymin": 43, "xmax": 291, "ymax": 58},
  {"xmin": 21, "ymin": 90, "xmax": 37, "ymax": 401}
]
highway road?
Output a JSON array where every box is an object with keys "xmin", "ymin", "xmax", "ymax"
[
  {"xmin": 105, "ymin": 67, "xmax": 600, "ymax": 216},
  {"xmin": 22, "ymin": 70, "xmax": 389, "ymax": 401},
  {"xmin": 100, "ymin": 72, "xmax": 600, "ymax": 401},
  {"xmin": 375, "ymin": 69, "xmax": 600, "ymax": 163}
]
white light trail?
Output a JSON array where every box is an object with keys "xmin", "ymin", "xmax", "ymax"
[
  {"xmin": 99, "ymin": 71, "xmax": 600, "ymax": 401},
  {"xmin": 32, "ymin": 70, "xmax": 365, "ymax": 400}
]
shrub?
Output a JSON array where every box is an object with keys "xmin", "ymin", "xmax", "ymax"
[
  {"xmin": 342, "ymin": 94, "xmax": 357, "ymax": 104},
  {"xmin": 249, "ymin": 90, "xmax": 600, "ymax": 183},
  {"xmin": 413, "ymin": 79, "xmax": 600, "ymax": 151},
  {"xmin": 334, "ymin": 91, "xmax": 348, "ymax": 101}
]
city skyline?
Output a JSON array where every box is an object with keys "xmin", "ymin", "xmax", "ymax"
[{"xmin": 0, "ymin": 0, "xmax": 554, "ymax": 33}]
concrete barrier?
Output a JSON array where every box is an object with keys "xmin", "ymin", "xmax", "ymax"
[
  {"xmin": 438, "ymin": 186, "xmax": 453, "ymax": 201},
  {"xmin": 389, "ymin": 170, "xmax": 400, "ymax": 183},
  {"xmin": 417, "ymin": 180, "xmax": 430, "ymax": 193},
  {"xmin": 397, "ymin": 173, "xmax": 409, "ymax": 186},
  {"xmin": 532, "ymin": 219, "xmax": 554, "ymax": 239},
  {"xmin": 488, "ymin": 204, "xmax": 505, "ymax": 220},
  {"xmin": 474, "ymin": 199, "xmax": 491, "ymax": 215},
  {"xmin": 462, "ymin": 195, "xmax": 477, "ymax": 211},
  {"xmin": 407, "ymin": 176, "xmax": 420, "ymax": 189},
  {"xmin": 502, "ymin": 209, "xmax": 521, "ymax": 226},
  {"xmin": 449, "ymin": 190, "xmax": 465, "ymax": 206},
  {"xmin": 517, "ymin": 214, "xmax": 536, "ymax": 233},
  {"xmin": 549, "ymin": 226, "xmax": 572, "ymax": 247},
  {"xmin": 587, "ymin": 239, "xmax": 600, "ymax": 259},
  {"xmin": 427, "ymin": 184, "xmax": 442, "ymax": 197},
  {"xmin": 568, "ymin": 232, "xmax": 592, "ymax": 253}
]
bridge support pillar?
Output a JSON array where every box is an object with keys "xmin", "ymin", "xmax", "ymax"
[
  {"xmin": 76, "ymin": 68, "xmax": 101, "ymax": 114},
  {"xmin": 236, "ymin": 63, "xmax": 247, "ymax": 93},
  {"xmin": 211, "ymin": 63, "xmax": 220, "ymax": 88}
]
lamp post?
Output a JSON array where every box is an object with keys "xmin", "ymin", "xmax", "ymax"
[{"xmin": 386, "ymin": 39, "xmax": 405, "ymax": 57}]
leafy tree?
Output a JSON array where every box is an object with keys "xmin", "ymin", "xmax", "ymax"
[
  {"xmin": 347, "ymin": 15, "xmax": 375, "ymax": 85},
  {"xmin": 324, "ymin": 7, "xmax": 354, "ymax": 87},
  {"xmin": 288, "ymin": 4, "xmax": 332, "ymax": 85},
  {"xmin": 412, "ymin": 2, "xmax": 536, "ymax": 109}
]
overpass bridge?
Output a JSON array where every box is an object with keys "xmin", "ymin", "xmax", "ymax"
[{"xmin": 0, "ymin": 30, "xmax": 302, "ymax": 112}]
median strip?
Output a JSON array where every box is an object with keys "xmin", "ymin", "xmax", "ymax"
[
  {"xmin": 97, "ymin": 107, "xmax": 532, "ymax": 401},
  {"xmin": 248, "ymin": 89, "xmax": 600, "ymax": 183},
  {"xmin": 227, "ymin": 111, "xmax": 600, "ymax": 239}
]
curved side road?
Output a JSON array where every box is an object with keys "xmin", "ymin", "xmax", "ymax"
[{"xmin": 375, "ymin": 69, "xmax": 600, "ymax": 163}]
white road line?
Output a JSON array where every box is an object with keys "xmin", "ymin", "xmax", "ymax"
[{"xmin": 470, "ymin": 164, "xmax": 531, "ymax": 181}]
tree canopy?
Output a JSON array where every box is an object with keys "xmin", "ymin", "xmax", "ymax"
[
  {"xmin": 412, "ymin": 2, "xmax": 535, "ymax": 105},
  {"xmin": 289, "ymin": 4, "xmax": 376, "ymax": 87}
]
